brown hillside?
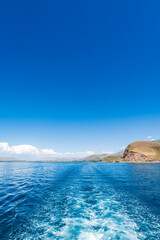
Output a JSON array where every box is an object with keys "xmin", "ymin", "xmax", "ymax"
[{"xmin": 123, "ymin": 141, "xmax": 160, "ymax": 161}]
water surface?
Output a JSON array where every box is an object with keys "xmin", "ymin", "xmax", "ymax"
[{"xmin": 0, "ymin": 162, "xmax": 160, "ymax": 239}]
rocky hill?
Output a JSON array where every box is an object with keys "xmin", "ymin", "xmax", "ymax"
[{"xmin": 123, "ymin": 141, "xmax": 160, "ymax": 161}]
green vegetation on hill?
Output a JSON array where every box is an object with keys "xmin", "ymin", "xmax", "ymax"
[{"xmin": 102, "ymin": 155, "xmax": 123, "ymax": 162}]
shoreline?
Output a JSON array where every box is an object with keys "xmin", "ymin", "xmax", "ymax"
[{"xmin": 0, "ymin": 160, "xmax": 160, "ymax": 163}]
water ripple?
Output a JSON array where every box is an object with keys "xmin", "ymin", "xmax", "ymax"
[{"xmin": 0, "ymin": 162, "xmax": 160, "ymax": 239}]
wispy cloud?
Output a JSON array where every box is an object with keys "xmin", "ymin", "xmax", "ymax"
[
  {"xmin": 147, "ymin": 136, "xmax": 152, "ymax": 139},
  {"xmin": 0, "ymin": 142, "xmax": 95, "ymax": 160},
  {"xmin": 146, "ymin": 136, "xmax": 155, "ymax": 141},
  {"xmin": 121, "ymin": 145, "xmax": 126, "ymax": 150}
]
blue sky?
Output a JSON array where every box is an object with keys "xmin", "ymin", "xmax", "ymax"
[{"xmin": 0, "ymin": 0, "xmax": 160, "ymax": 159}]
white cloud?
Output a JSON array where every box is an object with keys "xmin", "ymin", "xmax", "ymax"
[
  {"xmin": 0, "ymin": 142, "xmax": 9, "ymax": 152},
  {"xmin": 0, "ymin": 143, "xmax": 39, "ymax": 155},
  {"xmin": 121, "ymin": 145, "xmax": 126, "ymax": 150},
  {"xmin": 147, "ymin": 136, "xmax": 155, "ymax": 141},
  {"xmin": 147, "ymin": 136, "xmax": 152, "ymax": 139},
  {"xmin": 83, "ymin": 151, "xmax": 95, "ymax": 155},
  {"xmin": 0, "ymin": 142, "xmax": 95, "ymax": 160},
  {"xmin": 40, "ymin": 149, "xmax": 57, "ymax": 155}
]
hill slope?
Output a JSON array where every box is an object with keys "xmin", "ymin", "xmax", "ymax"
[
  {"xmin": 80, "ymin": 153, "xmax": 110, "ymax": 162},
  {"xmin": 80, "ymin": 150, "xmax": 125, "ymax": 162},
  {"xmin": 123, "ymin": 141, "xmax": 160, "ymax": 161}
]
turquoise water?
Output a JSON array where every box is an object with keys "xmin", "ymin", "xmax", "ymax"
[{"xmin": 0, "ymin": 162, "xmax": 160, "ymax": 239}]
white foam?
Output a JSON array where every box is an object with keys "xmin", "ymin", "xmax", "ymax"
[{"xmin": 10, "ymin": 164, "xmax": 160, "ymax": 240}]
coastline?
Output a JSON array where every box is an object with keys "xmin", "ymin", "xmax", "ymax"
[{"xmin": 0, "ymin": 160, "xmax": 160, "ymax": 163}]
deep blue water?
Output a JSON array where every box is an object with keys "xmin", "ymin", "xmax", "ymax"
[{"xmin": 0, "ymin": 162, "xmax": 160, "ymax": 240}]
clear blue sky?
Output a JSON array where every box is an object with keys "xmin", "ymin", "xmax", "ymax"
[{"xmin": 0, "ymin": 0, "xmax": 160, "ymax": 154}]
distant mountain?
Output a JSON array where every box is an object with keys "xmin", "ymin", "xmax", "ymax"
[
  {"xmin": 112, "ymin": 149, "xmax": 125, "ymax": 156},
  {"xmin": 0, "ymin": 156, "xmax": 20, "ymax": 161},
  {"xmin": 154, "ymin": 139, "xmax": 160, "ymax": 143},
  {"xmin": 0, "ymin": 148, "xmax": 125, "ymax": 163},
  {"xmin": 79, "ymin": 149, "xmax": 125, "ymax": 162},
  {"xmin": 79, "ymin": 153, "xmax": 110, "ymax": 162}
]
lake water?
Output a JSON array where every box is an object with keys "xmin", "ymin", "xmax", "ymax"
[{"xmin": 0, "ymin": 162, "xmax": 160, "ymax": 239}]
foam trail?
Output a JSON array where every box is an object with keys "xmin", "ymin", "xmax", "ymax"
[{"xmin": 8, "ymin": 163, "xmax": 160, "ymax": 240}]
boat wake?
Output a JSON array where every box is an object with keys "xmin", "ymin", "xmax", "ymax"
[{"xmin": 4, "ymin": 163, "xmax": 159, "ymax": 240}]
